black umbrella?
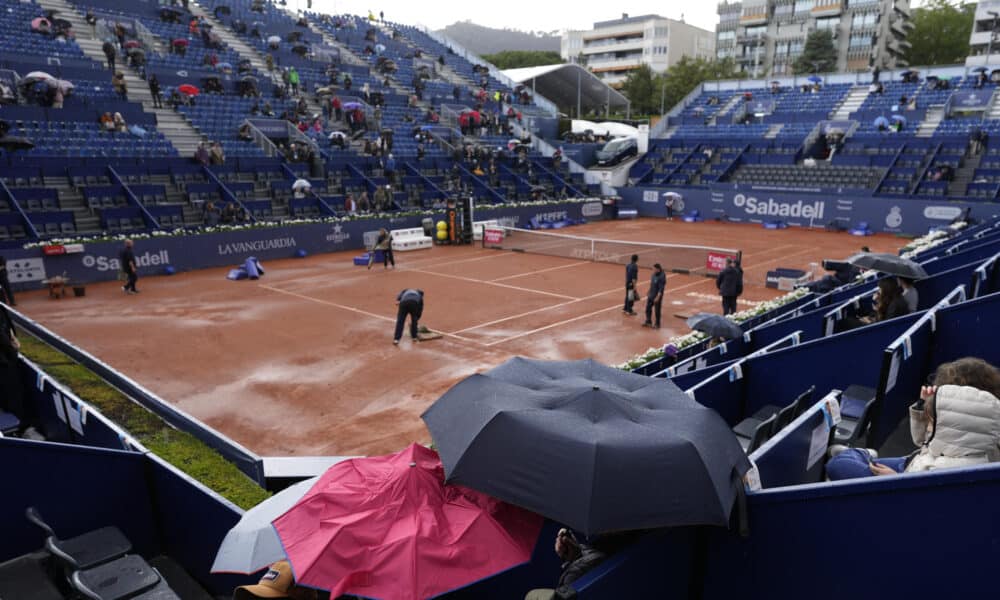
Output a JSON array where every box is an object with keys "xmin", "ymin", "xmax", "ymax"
[
  {"xmin": 686, "ymin": 313, "xmax": 743, "ymax": 340},
  {"xmin": 422, "ymin": 357, "xmax": 750, "ymax": 535},
  {"xmin": 52, "ymin": 18, "xmax": 72, "ymax": 29},
  {"xmin": 240, "ymin": 75, "xmax": 258, "ymax": 83},
  {"xmin": 292, "ymin": 43, "xmax": 309, "ymax": 55},
  {"xmin": 0, "ymin": 136, "xmax": 35, "ymax": 151},
  {"xmin": 215, "ymin": 5, "xmax": 231, "ymax": 15},
  {"xmin": 847, "ymin": 252, "xmax": 928, "ymax": 279}
]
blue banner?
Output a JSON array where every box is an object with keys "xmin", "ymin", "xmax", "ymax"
[
  {"xmin": 950, "ymin": 89, "xmax": 993, "ymax": 112},
  {"xmin": 7, "ymin": 201, "xmax": 601, "ymax": 289},
  {"xmin": 620, "ymin": 186, "xmax": 981, "ymax": 234}
]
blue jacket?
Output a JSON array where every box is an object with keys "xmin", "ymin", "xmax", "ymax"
[
  {"xmin": 398, "ymin": 289, "xmax": 424, "ymax": 304},
  {"xmin": 625, "ymin": 262, "xmax": 638, "ymax": 286},
  {"xmin": 647, "ymin": 270, "xmax": 666, "ymax": 299}
]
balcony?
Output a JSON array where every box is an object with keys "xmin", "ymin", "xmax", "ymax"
[
  {"xmin": 811, "ymin": 1, "xmax": 843, "ymax": 17},
  {"xmin": 887, "ymin": 38, "xmax": 912, "ymax": 55},
  {"xmin": 740, "ymin": 12, "xmax": 769, "ymax": 26},
  {"xmin": 890, "ymin": 18, "xmax": 914, "ymax": 36}
]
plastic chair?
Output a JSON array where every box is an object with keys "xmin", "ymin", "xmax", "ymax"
[{"xmin": 25, "ymin": 507, "xmax": 131, "ymax": 570}]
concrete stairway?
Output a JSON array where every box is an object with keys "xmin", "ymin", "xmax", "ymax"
[
  {"xmin": 44, "ymin": 177, "xmax": 100, "ymax": 233},
  {"xmin": 764, "ymin": 124, "xmax": 784, "ymax": 139},
  {"xmin": 35, "ymin": 0, "xmax": 206, "ymax": 155},
  {"xmin": 916, "ymin": 106, "xmax": 944, "ymax": 138},
  {"xmin": 988, "ymin": 90, "xmax": 1000, "ymax": 119},
  {"xmin": 712, "ymin": 94, "xmax": 744, "ymax": 124},
  {"xmin": 831, "ymin": 85, "xmax": 869, "ymax": 120},
  {"xmin": 947, "ymin": 150, "xmax": 981, "ymax": 197}
]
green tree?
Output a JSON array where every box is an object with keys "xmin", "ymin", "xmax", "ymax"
[
  {"xmin": 481, "ymin": 50, "xmax": 564, "ymax": 70},
  {"xmin": 619, "ymin": 57, "xmax": 741, "ymax": 116},
  {"xmin": 903, "ymin": 0, "xmax": 975, "ymax": 67},
  {"xmin": 793, "ymin": 30, "xmax": 837, "ymax": 74}
]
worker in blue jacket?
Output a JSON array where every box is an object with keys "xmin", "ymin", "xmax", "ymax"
[
  {"xmin": 642, "ymin": 263, "xmax": 666, "ymax": 329},
  {"xmin": 394, "ymin": 288, "xmax": 424, "ymax": 345}
]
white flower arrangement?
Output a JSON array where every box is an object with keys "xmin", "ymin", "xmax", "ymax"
[
  {"xmin": 616, "ymin": 286, "xmax": 811, "ymax": 371},
  {"xmin": 23, "ymin": 198, "xmax": 603, "ymax": 249},
  {"xmin": 899, "ymin": 221, "xmax": 967, "ymax": 259}
]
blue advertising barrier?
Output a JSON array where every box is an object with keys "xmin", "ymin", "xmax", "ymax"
[
  {"xmin": 750, "ymin": 396, "xmax": 832, "ymax": 489},
  {"xmin": 618, "ymin": 185, "xmax": 996, "ymax": 235},
  {"xmin": 4, "ymin": 201, "xmax": 600, "ymax": 289},
  {"xmin": 931, "ymin": 291, "xmax": 1000, "ymax": 371}
]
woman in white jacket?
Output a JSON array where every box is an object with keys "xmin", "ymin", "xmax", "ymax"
[{"xmin": 826, "ymin": 358, "xmax": 1000, "ymax": 480}]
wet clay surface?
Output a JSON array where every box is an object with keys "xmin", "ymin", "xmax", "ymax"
[{"xmin": 19, "ymin": 220, "xmax": 902, "ymax": 456}]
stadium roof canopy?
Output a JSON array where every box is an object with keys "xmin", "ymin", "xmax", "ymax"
[{"xmin": 501, "ymin": 63, "xmax": 629, "ymax": 114}]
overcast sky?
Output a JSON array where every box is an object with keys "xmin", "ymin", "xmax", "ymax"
[
  {"xmin": 308, "ymin": 0, "xmax": 930, "ymax": 36},
  {"xmin": 309, "ymin": 0, "xmax": 720, "ymax": 34}
]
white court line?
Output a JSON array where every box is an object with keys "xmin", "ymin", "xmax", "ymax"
[
  {"xmin": 483, "ymin": 276, "xmax": 715, "ymax": 347},
  {"xmin": 492, "ymin": 260, "xmax": 593, "ymax": 282},
  {"xmin": 258, "ymin": 283, "xmax": 485, "ymax": 345},
  {"xmin": 408, "ymin": 268, "xmax": 578, "ymax": 300}
]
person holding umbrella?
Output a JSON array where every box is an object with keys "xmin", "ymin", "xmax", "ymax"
[
  {"xmin": 102, "ymin": 39, "xmax": 116, "ymax": 71},
  {"xmin": 716, "ymin": 257, "xmax": 743, "ymax": 316},
  {"xmin": 393, "ymin": 288, "xmax": 422, "ymax": 345},
  {"xmin": 623, "ymin": 254, "xmax": 638, "ymax": 316},
  {"xmin": 642, "ymin": 263, "xmax": 666, "ymax": 329}
]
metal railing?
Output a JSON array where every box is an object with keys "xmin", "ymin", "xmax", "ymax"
[{"xmin": 243, "ymin": 119, "xmax": 280, "ymax": 157}]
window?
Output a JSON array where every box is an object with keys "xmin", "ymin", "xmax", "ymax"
[
  {"xmin": 794, "ymin": 0, "xmax": 815, "ymax": 15},
  {"xmin": 849, "ymin": 32, "xmax": 872, "ymax": 47},
  {"xmin": 718, "ymin": 30, "xmax": 736, "ymax": 42},
  {"xmin": 745, "ymin": 25, "xmax": 767, "ymax": 37},
  {"xmin": 816, "ymin": 16, "xmax": 840, "ymax": 30},
  {"xmin": 852, "ymin": 11, "xmax": 878, "ymax": 28}
]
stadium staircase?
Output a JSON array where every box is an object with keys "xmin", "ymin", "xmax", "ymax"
[
  {"xmin": 34, "ymin": 0, "xmax": 206, "ymax": 156},
  {"xmin": 988, "ymin": 91, "xmax": 1000, "ymax": 119},
  {"xmin": 916, "ymin": 106, "xmax": 944, "ymax": 137},
  {"xmin": 708, "ymin": 95, "xmax": 742, "ymax": 125},
  {"xmin": 831, "ymin": 85, "xmax": 868, "ymax": 120},
  {"xmin": 764, "ymin": 124, "xmax": 783, "ymax": 139},
  {"xmin": 947, "ymin": 149, "xmax": 981, "ymax": 197}
]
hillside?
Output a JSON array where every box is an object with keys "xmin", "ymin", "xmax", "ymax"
[{"xmin": 437, "ymin": 21, "xmax": 561, "ymax": 56}]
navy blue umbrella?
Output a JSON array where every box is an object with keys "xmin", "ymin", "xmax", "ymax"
[
  {"xmin": 974, "ymin": 67, "xmax": 989, "ymax": 73},
  {"xmin": 422, "ymin": 357, "xmax": 750, "ymax": 535},
  {"xmin": 686, "ymin": 313, "xmax": 743, "ymax": 340},
  {"xmin": 807, "ymin": 75, "xmax": 822, "ymax": 84}
]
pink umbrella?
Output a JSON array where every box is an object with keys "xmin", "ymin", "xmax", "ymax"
[
  {"xmin": 177, "ymin": 84, "xmax": 199, "ymax": 96},
  {"xmin": 272, "ymin": 443, "xmax": 542, "ymax": 600},
  {"xmin": 31, "ymin": 17, "xmax": 50, "ymax": 31},
  {"xmin": 124, "ymin": 40, "xmax": 141, "ymax": 49}
]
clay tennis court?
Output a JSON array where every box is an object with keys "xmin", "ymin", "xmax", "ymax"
[{"xmin": 17, "ymin": 219, "xmax": 903, "ymax": 457}]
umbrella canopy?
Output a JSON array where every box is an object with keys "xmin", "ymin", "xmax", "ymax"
[
  {"xmin": 211, "ymin": 476, "xmax": 319, "ymax": 574},
  {"xmin": 240, "ymin": 75, "xmax": 258, "ymax": 83},
  {"xmin": 217, "ymin": 61, "xmax": 233, "ymax": 70},
  {"xmin": 847, "ymin": 252, "xmax": 928, "ymax": 279},
  {"xmin": 0, "ymin": 136, "xmax": 35, "ymax": 151},
  {"xmin": 342, "ymin": 101, "xmax": 362, "ymax": 110},
  {"xmin": 901, "ymin": 70, "xmax": 916, "ymax": 77},
  {"xmin": 422, "ymin": 357, "xmax": 751, "ymax": 535},
  {"xmin": 328, "ymin": 131, "xmax": 347, "ymax": 139},
  {"xmin": 890, "ymin": 114, "xmax": 907, "ymax": 124},
  {"xmin": 272, "ymin": 444, "xmax": 542, "ymax": 600},
  {"xmin": 31, "ymin": 17, "xmax": 50, "ymax": 30},
  {"xmin": 160, "ymin": 7, "xmax": 183, "ymax": 16},
  {"xmin": 663, "ymin": 191, "xmax": 682, "ymax": 200},
  {"xmin": 873, "ymin": 116, "xmax": 889, "ymax": 128},
  {"xmin": 177, "ymin": 84, "xmax": 199, "ymax": 96},
  {"xmin": 172, "ymin": 38, "xmax": 189, "ymax": 46},
  {"xmin": 51, "ymin": 79, "xmax": 74, "ymax": 93},
  {"xmin": 52, "ymin": 18, "xmax": 72, "ymax": 29},
  {"xmin": 974, "ymin": 66, "xmax": 989, "ymax": 73},
  {"xmin": 374, "ymin": 43, "xmax": 386, "ymax": 53},
  {"xmin": 124, "ymin": 40, "xmax": 141, "ymax": 49},
  {"xmin": 267, "ymin": 35, "xmax": 281, "ymax": 44},
  {"xmin": 686, "ymin": 313, "xmax": 743, "ymax": 340},
  {"xmin": 807, "ymin": 75, "xmax": 822, "ymax": 83},
  {"xmin": 291, "ymin": 178, "xmax": 311, "ymax": 190},
  {"xmin": 22, "ymin": 71, "xmax": 55, "ymax": 85}
]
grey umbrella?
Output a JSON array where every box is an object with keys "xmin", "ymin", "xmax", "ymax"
[
  {"xmin": 686, "ymin": 313, "xmax": 743, "ymax": 340},
  {"xmin": 422, "ymin": 357, "xmax": 750, "ymax": 536},
  {"xmin": 847, "ymin": 252, "xmax": 928, "ymax": 279}
]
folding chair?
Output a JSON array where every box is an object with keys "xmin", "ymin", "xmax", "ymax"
[{"xmin": 25, "ymin": 507, "xmax": 131, "ymax": 570}]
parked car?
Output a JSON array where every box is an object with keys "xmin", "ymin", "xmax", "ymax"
[{"xmin": 595, "ymin": 137, "xmax": 638, "ymax": 166}]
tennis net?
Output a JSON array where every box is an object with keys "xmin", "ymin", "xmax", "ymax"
[{"xmin": 482, "ymin": 226, "xmax": 741, "ymax": 277}]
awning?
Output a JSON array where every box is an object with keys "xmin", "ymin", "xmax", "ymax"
[{"xmin": 502, "ymin": 63, "xmax": 629, "ymax": 113}]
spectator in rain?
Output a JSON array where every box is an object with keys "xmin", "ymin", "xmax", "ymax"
[
  {"xmin": 194, "ymin": 142, "xmax": 210, "ymax": 166},
  {"xmin": 148, "ymin": 74, "xmax": 162, "ymax": 108},
  {"xmin": 861, "ymin": 277, "xmax": 910, "ymax": 324},
  {"xmin": 51, "ymin": 86, "xmax": 64, "ymax": 109},
  {"xmin": 221, "ymin": 202, "xmax": 237, "ymax": 224},
  {"xmin": 826, "ymin": 357, "xmax": 1000, "ymax": 481},
  {"xmin": 524, "ymin": 529, "xmax": 613, "ymax": 600},
  {"xmin": 0, "ymin": 256, "xmax": 15, "ymax": 306},
  {"xmin": 344, "ymin": 193, "xmax": 357, "ymax": 214},
  {"xmin": 202, "ymin": 201, "xmax": 221, "ymax": 225},
  {"xmin": 210, "ymin": 142, "xmax": 225, "ymax": 165},
  {"xmin": 898, "ymin": 277, "xmax": 919, "ymax": 313},
  {"xmin": 238, "ymin": 123, "xmax": 254, "ymax": 141},
  {"xmin": 112, "ymin": 71, "xmax": 127, "ymax": 100},
  {"xmin": 976, "ymin": 70, "xmax": 988, "ymax": 89},
  {"xmin": 358, "ymin": 189, "xmax": 371, "ymax": 212},
  {"xmin": 100, "ymin": 111, "xmax": 115, "ymax": 132},
  {"xmin": 103, "ymin": 40, "xmax": 117, "ymax": 71},
  {"xmin": 332, "ymin": 95, "xmax": 342, "ymax": 121},
  {"xmin": 113, "ymin": 112, "xmax": 127, "ymax": 133},
  {"xmin": 373, "ymin": 185, "xmax": 386, "ymax": 212},
  {"xmin": 288, "ymin": 67, "xmax": 300, "ymax": 95},
  {"xmin": 716, "ymin": 257, "xmax": 743, "ymax": 316}
]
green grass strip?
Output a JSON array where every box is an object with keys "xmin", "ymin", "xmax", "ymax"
[{"xmin": 17, "ymin": 332, "xmax": 271, "ymax": 510}]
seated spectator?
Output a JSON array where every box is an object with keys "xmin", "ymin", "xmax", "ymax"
[
  {"xmin": 898, "ymin": 277, "xmax": 918, "ymax": 312},
  {"xmin": 826, "ymin": 357, "xmax": 1000, "ymax": 481},
  {"xmin": 100, "ymin": 112, "xmax": 115, "ymax": 132},
  {"xmin": 202, "ymin": 201, "xmax": 221, "ymax": 225},
  {"xmin": 221, "ymin": 202, "xmax": 237, "ymax": 224},
  {"xmin": 870, "ymin": 277, "xmax": 910, "ymax": 322},
  {"xmin": 113, "ymin": 112, "xmax": 127, "ymax": 133},
  {"xmin": 209, "ymin": 142, "xmax": 225, "ymax": 165},
  {"xmin": 358, "ymin": 190, "xmax": 371, "ymax": 211},
  {"xmin": 112, "ymin": 72, "xmax": 127, "ymax": 100},
  {"xmin": 238, "ymin": 123, "xmax": 254, "ymax": 141},
  {"xmin": 194, "ymin": 142, "xmax": 210, "ymax": 166},
  {"xmin": 344, "ymin": 193, "xmax": 356, "ymax": 214},
  {"xmin": 524, "ymin": 529, "xmax": 613, "ymax": 600}
]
